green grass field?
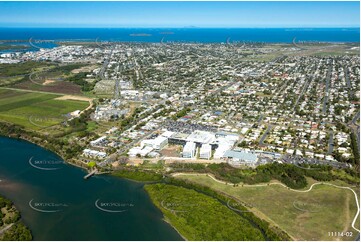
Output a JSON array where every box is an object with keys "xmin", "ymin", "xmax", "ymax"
[
  {"xmin": 0, "ymin": 89, "xmax": 88, "ymax": 130},
  {"xmin": 176, "ymin": 174, "xmax": 360, "ymax": 241}
]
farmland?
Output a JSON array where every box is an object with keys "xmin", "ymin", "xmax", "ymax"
[
  {"xmin": 175, "ymin": 174, "xmax": 360, "ymax": 241},
  {"xmin": 0, "ymin": 62, "xmax": 97, "ymax": 95},
  {"xmin": 0, "ymin": 89, "xmax": 89, "ymax": 130}
]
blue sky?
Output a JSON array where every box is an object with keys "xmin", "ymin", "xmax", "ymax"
[{"xmin": 0, "ymin": 1, "xmax": 359, "ymax": 28}]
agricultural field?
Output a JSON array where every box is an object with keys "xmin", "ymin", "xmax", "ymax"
[
  {"xmin": 0, "ymin": 62, "xmax": 97, "ymax": 95},
  {"xmin": 0, "ymin": 89, "xmax": 89, "ymax": 130},
  {"xmin": 0, "ymin": 61, "xmax": 52, "ymax": 77},
  {"xmin": 12, "ymin": 64, "xmax": 92, "ymax": 95},
  {"xmin": 13, "ymin": 79, "xmax": 83, "ymax": 95},
  {"xmin": 175, "ymin": 174, "xmax": 360, "ymax": 241},
  {"xmin": 0, "ymin": 61, "xmax": 55, "ymax": 87}
]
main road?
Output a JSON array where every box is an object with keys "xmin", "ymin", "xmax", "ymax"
[{"xmin": 322, "ymin": 61, "xmax": 332, "ymax": 114}]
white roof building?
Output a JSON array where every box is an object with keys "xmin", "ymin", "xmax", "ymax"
[
  {"xmin": 141, "ymin": 136, "xmax": 168, "ymax": 150},
  {"xmin": 161, "ymin": 130, "xmax": 175, "ymax": 138},
  {"xmin": 200, "ymin": 144, "xmax": 212, "ymax": 160},
  {"xmin": 213, "ymin": 135, "xmax": 238, "ymax": 159},
  {"xmin": 83, "ymin": 149, "xmax": 107, "ymax": 158},
  {"xmin": 182, "ymin": 142, "xmax": 196, "ymax": 158},
  {"xmin": 90, "ymin": 136, "xmax": 107, "ymax": 146},
  {"xmin": 128, "ymin": 146, "xmax": 154, "ymax": 157},
  {"xmin": 223, "ymin": 150, "xmax": 258, "ymax": 167},
  {"xmin": 186, "ymin": 130, "xmax": 215, "ymax": 144}
]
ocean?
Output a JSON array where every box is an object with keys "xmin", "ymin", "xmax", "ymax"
[{"xmin": 0, "ymin": 27, "xmax": 359, "ymax": 43}]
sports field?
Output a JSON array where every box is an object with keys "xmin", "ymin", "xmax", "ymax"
[
  {"xmin": 175, "ymin": 174, "xmax": 360, "ymax": 241},
  {"xmin": 0, "ymin": 89, "xmax": 89, "ymax": 130}
]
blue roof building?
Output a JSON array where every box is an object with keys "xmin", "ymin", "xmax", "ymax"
[{"xmin": 223, "ymin": 150, "xmax": 258, "ymax": 166}]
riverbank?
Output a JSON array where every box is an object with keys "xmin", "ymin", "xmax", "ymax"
[
  {"xmin": 162, "ymin": 218, "xmax": 187, "ymax": 241},
  {"xmin": 0, "ymin": 195, "xmax": 32, "ymax": 241},
  {"xmin": 0, "ymin": 132, "xmax": 90, "ymax": 174},
  {"xmin": 144, "ymin": 183, "xmax": 266, "ymax": 241},
  {"xmin": 0, "ymin": 136, "xmax": 183, "ymax": 240}
]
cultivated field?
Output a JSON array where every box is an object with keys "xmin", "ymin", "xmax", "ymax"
[
  {"xmin": 175, "ymin": 174, "xmax": 360, "ymax": 241},
  {"xmin": 0, "ymin": 89, "xmax": 88, "ymax": 130}
]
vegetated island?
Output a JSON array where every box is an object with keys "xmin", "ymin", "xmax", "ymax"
[{"xmin": 0, "ymin": 195, "xmax": 32, "ymax": 241}]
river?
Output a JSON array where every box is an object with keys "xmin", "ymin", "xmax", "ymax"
[{"xmin": 0, "ymin": 136, "xmax": 183, "ymax": 240}]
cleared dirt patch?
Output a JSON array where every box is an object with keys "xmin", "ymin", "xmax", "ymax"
[
  {"xmin": 160, "ymin": 145, "xmax": 181, "ymax": 157},
  {"xmin": 71, "ymin": 65, "xmax": 98, "ymax": 74},
  {"xmin": 55, "ymin": 95, "xmax": 92, "ymax": 102},
  {"xmin": 43, "ymin": 79, "xmax": 56, "ymax": 85}
]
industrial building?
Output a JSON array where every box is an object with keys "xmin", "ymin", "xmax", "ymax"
[
  {"xmin": 128, "ymin": 146, "xmax": 154, "ymax": 158},
  {"xmin": 199, "ymin": 144, "xmax": 212, "ymax": 159},
  {"xmin": 141, "ymin": 136, "xmax": 168, "ymax": 150},
  {"xmin": 223, "ymin": 150, "xmax": 258, "ymax": 167},
  {"xmin": 90, "ymin": 136, "xmax": 107, "ymax": 147},
  {"xmin": 83, "ymin": 149, "xmax": 107, "ymax": 158},
  {"xmin": 182, "ymin": 142, "xmax": 197, "ymax": 158},
  {"xmin": 186, "ymin": 130, "xmax": 215, "ymax": 145}
]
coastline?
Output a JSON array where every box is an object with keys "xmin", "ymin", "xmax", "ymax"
[
  {"xmin": 162, "ymin": 218, "xmax": 187, "ymax": 241},
  {"xmin": 0, "ymin": 194, "xmax": 32, "ymax": 240},
  {"xmin": 0, "ymin": 134, "xmax": 90, "ymax": 174}
]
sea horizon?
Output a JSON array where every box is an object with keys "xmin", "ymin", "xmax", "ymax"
[{"xmin": 0, "ymin": 27, "xmax": 359, "ymax": 43}]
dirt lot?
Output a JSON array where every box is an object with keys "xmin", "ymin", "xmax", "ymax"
[
  {"xmin": 55, "ymin": 95, "xmax": 92, "ymax": 102},
  {"xmin": 71, "ymin": 65, "xmax": 98, "ymax": 74},
  {"xmin": 160, "ymin": 145, "xmax": 182, "ymax": 157}
]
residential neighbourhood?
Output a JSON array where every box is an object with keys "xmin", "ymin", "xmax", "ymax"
[{"xmin": 1, "ymin": 42, "xmax": 359, "ymax": 169}]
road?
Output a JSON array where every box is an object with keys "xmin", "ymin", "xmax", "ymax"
[
  {"xmin": 259, "ymin": 125, "xmax": 273, "ymax": 146},
  {"xmin": 348, "ymin": 110, "xmax": 360, "ymax": 150},
  {"xmin": 350, "ymin": 110, "xmax": 360, "ymax": 125},
  {"xmin": 322, "ymin": 61, "xmax": 332, "ymax": 114},
  {"xmin": 293, "ymin": 76, "xmax": 311, "ymax": 113},
  {"xmin": 344, "ymin": 66, "xmax": 351, "ymax": 89},
  {"xmin": 97, "ymin": 46, "xmax": 114, "ymax": 80},
  {"xmin": 327, "ymin": 130, "xmax": 334, "ymax": 155}
]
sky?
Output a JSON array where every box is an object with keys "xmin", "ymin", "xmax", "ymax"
[{"xmin": 0, "ymin": 1, "xmax": 359, "ymax": 28}]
